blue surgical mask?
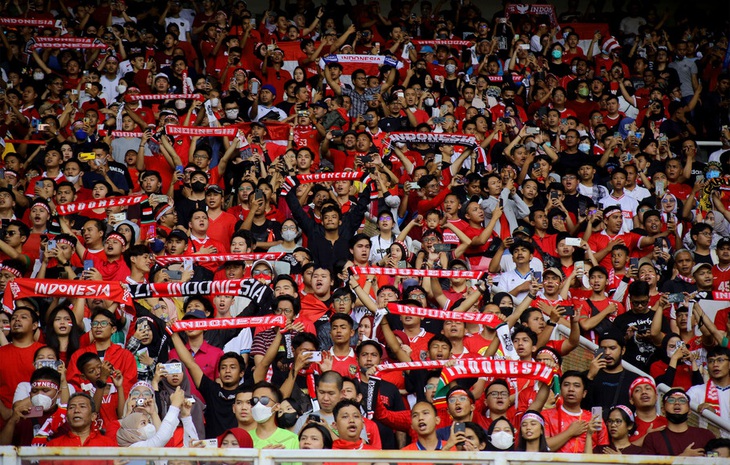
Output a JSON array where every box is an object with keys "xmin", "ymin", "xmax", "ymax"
[
  {"xmin": 74, "ymin": 129, "xmax": 88, "ymax": 140},
  {"xmin": 706, "ymin": 170, "xmax": 721, "ymax": 179},
  {"xmin": 578, "ymin": 143, "xmax": 590, "ymax": 153},
  {"xmin": 445, "ymin": 64, "xmax": 457, "ymax": 74},
  {"xmin": 552, "ymin": 49, "xmax": 563, "ymax": 59}
]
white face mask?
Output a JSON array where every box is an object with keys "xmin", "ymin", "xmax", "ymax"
[
  {"xmin": 209, "ymin": 97, "xmax": 220, "ymax": 107},
  {"xmin": 424, "ymin": 97, "xmax": 435, "ymax": 106},
  {"xmin": 33, "ymin": 72, "xmax": 45, "ymax": 81},
  {"xmin": 65, "ymin": 174, "xmax": 80, "ymax": 184},
  {"xmin": 225, "ymin": 109, "xmax": 239, "ymax": 120},
  {"xmin": 138, "ymin": 423, "xmax": 156, "ymax": 440},
  {"xmin": 31, "ymin": 393, "xmax": 54, "ymax": 411},
  {"xmin": 116, "ymin": 84, "xmax": 127, "ymax": 94},
  {"xmin": 281, "ymin": 230, "xmax": 297, "ymax": 242},
  {"xmin": 490, "ymin": 430, "xmax": 514, "ymax": 450},
  {"xmin": 175, "ymin": 99, "xmax": 186, "ymax": 110},
  {"xmin": 251, "ymin": 401, "xmax": 274, "ymax": 423}
]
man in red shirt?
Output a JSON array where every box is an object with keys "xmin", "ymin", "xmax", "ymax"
[
  {"xmin": 186, "ymin": 208, "xmax": 228, "ymax": 271},
  {"xmin": 586, "ymin": 206, "xmax": 653, "ymax": 270},
  {"xmin": 44, "ymin": 392, "xmax": 117, "ymax": 463},
  {"xmin": 66, "ymin": 309, "xmax": 138, "ymax": 397},
  {"xmin": 0, "ymin": 306, "xmax": 44, "ymax": 423},
  {"xmin": 543, "ymin": 371, "xmax": 607, "ymax": 453},
  {"xmin": 205, "ymin": 185, "xmax": 237, "ymax": 250}
]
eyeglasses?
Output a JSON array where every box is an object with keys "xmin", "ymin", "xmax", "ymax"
[
  {"xmin": 665, "ymin": 396, "xmax": 688, "ymax": 405},
  {"xmin": 250, "ymin": 396, "xmax": 273, "ymax": 406},
  {"xmin": 563, "ymin": 175, "xmax": 577, "ymax": 180},
  {"xmin": 699, "ymin": 231, "xmax": 713, "ymax": 237},
  {"xmin": 91, "ymin": 321, "xmax": 111, "ymax": 328},
  {"xmin": 193, "ymin": 154, "xmax": 209, "ymax": 159},
  {"xmin": 333, "ymin": 296, "xmax": 351, "ymax": 303},
  {"xmin": 425, "ymin": 384, "xmax": 437, "ymax": 391},
  {"xmin": 282, "ymin": 226, "xmax": 297, "ymax": 231},
  {"xmin": 409, "ymin": 293, "xmax": 426, "ymax": 300},
  {"xmin": 606, "ymin": 419, "xmax": 624, "ymax": 425},
  {"xmin": 487, "ymin": 391, "xmax": 509, "ymax": 398},
  {"xmin": 131, "ymin": 389, "xmax": 154, "ymax": 398},
  {"xmin": 708, "ymin": 357, "xmax": 729, "ymax": 365},
  {"xmin": 631, "ymin": 299, "xmax": 649, "ymax": 306},
  {"xmin": 448, "ymin": 395, "xmax": 468, "ymax": 404}
]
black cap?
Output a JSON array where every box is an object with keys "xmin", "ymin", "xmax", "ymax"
[{"xmin": 167, "ymin": 229, "xmax": 189, "ymax": 242}]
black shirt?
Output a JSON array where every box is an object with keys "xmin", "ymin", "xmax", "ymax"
[
  {"xmin": 196, "ymin": 375, "xmax": 239, "ymax": 439},
  {"xmin": 358, "ymin": 378, "xmax": 406, "ymax": 449},
  {"xmin": 583, "ymin": 368, "xmax": 639, "ymax": 418},
  {"xmin": 613, "ymin": 310, "xmax": 669, "ymax": 372}
]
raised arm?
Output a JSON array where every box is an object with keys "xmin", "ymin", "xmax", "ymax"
[{"xmin": 169, "ymin": 332, "xmax": 205, "ymax": 389}]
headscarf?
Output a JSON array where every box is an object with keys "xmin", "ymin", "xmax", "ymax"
[
  {"xmin": 134, "ymin": 316, "xmax": 165, "ymax": 358},
  {"xmin": 157, "ymin": 358, "xmax": 205, "ymax": 438},
  {"xmin": 116, "ymin": 412, "xmax": 147, "ymax": 447},
  {"xmin": 217, "ymin": 428, "xmax": 254, "ymax": 448}
]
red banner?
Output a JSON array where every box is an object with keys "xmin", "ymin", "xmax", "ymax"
[
  {"xmin": 440, "ymin": 359, "xmax": 555, "ymax": 386},
  {"xmin": 155, "ymin": 253, "xmax": 284, "ymax": 266},
  {"xmin": 297, "ymin": 172, "xmax": 364, "ymax": 184},
  {"xmin": 231, "ymin": 121, "xmax": 291, "ymax": 144},
  {"xmin": 504, "ymin": 4, "xmax": 559, "ymax": 28},
  {"xmin": 110, "ymin": 131, "xmax": 144, "ymax": 138},
  {"xmin": 165, "ymin": 125, "xmax": 237, "ymax": 137},
  {"xmin": 124, "ymin": 94, "xmax": 205, "ymax": 102},
  {"xmin": 1, "ymin": 18, "xmax": 55, "ymax": 27},
  {"xmin": 352, "ymin": 266, "xmax": 486, "ymax": 280},
  {"xmin": 387, "ymin": 303, "xmax": 501, "ymax": 328},
  {"xmin": 411, "ymin": 40, "xmax": 473, "ymax": 47},
  {"xmin": 3, "ymin": 279, "xmax": 132, "ymax": 313},
  {"xmin": 171, "ymin": 315, "xmax": 286, "ymax": 332},
  {"xmin": 56, "ymin": 195, "xmax": 147, "ymax": 216},
  {"xmin": 373, "ymin": 360, "xmax": 449, "ymax": 377}
]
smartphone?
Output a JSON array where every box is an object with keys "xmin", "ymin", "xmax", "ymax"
[
  {"xmin": 308, "ymin": 414, "xmax": 321, "ymax": 422},
  {"xmin": 655, "ymin": 180, "xmax": 665, "ymax": 196},
  {"xmin": 563, "ymin": 305, "xmax": 575, "ymax": 317},
  {"xmin": 175, "ymin": 165, "xmax": 184, "ymax": 174},
  {"xmin": 630, "ymin": 257, "xmax": 639, "ymax": 268},
  {"xmin": 166, "ymin": 269, "xmax": 182, "ymax": 280},
  {"xmin": 550, "ymin": 191, "xmax": 559, "ymax": 199},
  {"xmin": 111, "ymin": 212, "xmax": 126, "ymax": 223},
  {"xmin": 519, "ymin": 43, "xmax": 529, "ymax": 50},
  {"xmin": 398, "ymin": 260, "xmax": 408, "ymax": 268},
  {"xmin": 251, "ymin": 80, "xmax": 260, "ymax": 95},
  {"xmin": 202, "ymin": 439, "xmax": 218, "ymax": 447},
  {"xmin": 591, "ymin": 406, "xmax": 603, "ymax": 421},
  {"xmin": 47, "ymin": 240, "xmax": 57, "ymax": 251},
  {"xmin": 84, "ymin": 260, "xmax": 94, "ymax": 271},
  {"xmin": 433, "ymin": 243, "xmax": 453, "ymax": 253},
  {"xmin": 574, "ymin": 261, "xmax": 584, "ymax": 272},
  {"xmin": 253, "ymin": 189, "xmax": 265, "ymax": 202},
  {"xmin": 525, "ymin": 126, "xmax": 540, "ymax": 135},
  {"xmin": 434, "ymin": 154, "xmax": 442, "ymax": 164},
  {"xmin": 667, "ymin": 293, "xmax": 685, "ymax": 304},
  {"xmin": 532, "ymin": 162, "xmax": 540, "ymax": 171},
  {"xmin": 150, "ymin": 194, "xmax": 169, "ymax": 204},
  {"xmin": 161, "ymin": 362, "xmax": 183, "ymax": 374},
  {"xmin": 303, "ymin": 351, "xmax": 322, "ymax": 362},
  {"xmin": 533, "ymin": 271, "xmax": 542, "ymax": 283},
  {"xmin": 406, "ymin": 181, "xmax": 420, "ymax": 190},
  {"xmin": 26, "ymin": 406, "xmax": 44, "ymax": 418},
  {"xmin": 565, "ymin": 237, "xmax": 581, "ymax": 247},
  {"xmin": 37, "ymin": 124, "xmax": 49, "ymax": 131},
  {"xmin": 183, "ymin": 258, "xmax": 193, "ymax": 272},
  {"xmin": 594, "ymin": 347, "xmax": 606, "ymax": 358}
]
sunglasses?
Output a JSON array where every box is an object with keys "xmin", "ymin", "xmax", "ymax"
[{"xmin": 250, "ymin": 396, "xmax": 273, "ymax": 406}]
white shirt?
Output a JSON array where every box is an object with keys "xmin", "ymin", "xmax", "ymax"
[
  {"xmin": 600, "ymin": 193, "xmax": 639, "ymax": 233},
  {"xmin": 624, "ymin": 185, "xmax": 652, "ymax": 202},
  {"xmin": 687, "ymin": 381, "xmax": 730, "ymax": 437},
  {"xmin": 493, "ymin": 267, "xmax": 536, "ymax": 305}
]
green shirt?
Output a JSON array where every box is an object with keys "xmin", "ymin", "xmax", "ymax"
[{"xmin": 250, "ymin": 427, "xmax": 299, "ymax": 449}]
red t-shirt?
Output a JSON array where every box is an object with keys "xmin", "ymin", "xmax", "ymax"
[
  {"xmin": 207, "ymin": 211, "xmax": 238, "ymax": 251},
  {"xmin": 0, "ymin": 342, "xmax": 45, "ymax": 411}
]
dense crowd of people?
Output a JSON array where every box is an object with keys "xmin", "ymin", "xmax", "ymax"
[{"xmin": 0, "ymin": 0, "xmax": 730, "ymax": 459}]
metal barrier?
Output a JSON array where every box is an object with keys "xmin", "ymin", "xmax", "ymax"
[
  {"xmin": 554, "ymin": 324, "xmax": 730, "ymax": 438},
  {"xmin": 0, "ymin": 446, "xmax": 720, "ymax": 465}
]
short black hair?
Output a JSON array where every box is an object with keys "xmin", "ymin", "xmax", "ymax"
[
  {"xmin": 252, "ymin": 380, "xmax": 283, "ymax": 403},
  {"xmin": 333, "ymin": 398, "xmax": 363, "ymax": 420}
]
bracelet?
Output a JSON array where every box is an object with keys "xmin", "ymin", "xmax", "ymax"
[
  {"xmin": 527, "ymin": 293, "xmax": 536, "ymax": 299},
  {"xmin": 94, "ymin": 380, "xmax": 107, "ymax": 389},
  {"xmin": 546, "ymin": 321, "xmax": 556, "ymax": 327},
  {"xmin": 58, "ymin": 261, "xmax": 68, "ymax": 267}
]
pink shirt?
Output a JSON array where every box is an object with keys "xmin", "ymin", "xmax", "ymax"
[{"xmin": 169, "ymin": 341, "xmax": 223, "ymax": 401}]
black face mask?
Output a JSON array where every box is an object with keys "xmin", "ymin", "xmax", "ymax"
[
  {"xmin": 499, "ymin": 306, "xmax": 514, "ymax": 316},
  {"xmin": 191, "ymin": 181, "xmax": 206, "ymax": 193},
  {"xmin": 665, "ymin": 411, "xmax": 689, "ymax": 424},
  {"xmin": 503, "ymin": 98, "xmax": 515, "ymax": 107},
  {"xmin": 277, "ymin": 412, "xmax": 299, "ymax": 429}
]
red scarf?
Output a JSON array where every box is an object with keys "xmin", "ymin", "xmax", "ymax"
[{"xmin": 705, "ymin": 380, "xmax": 721, "ymax": 415}]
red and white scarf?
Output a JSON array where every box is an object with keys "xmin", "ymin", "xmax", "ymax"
[{"xmin": 56, "ymin": 194, "xmax": 147, "ymax": 215}]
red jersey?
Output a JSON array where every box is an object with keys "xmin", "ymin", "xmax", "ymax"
[
  {"xmin": 587, "ymin": 230, "xmax": 645, "ymax": 270},
  {"xmin": 543, "ymin": 406, "xmax": 608, "ymax": 453}
]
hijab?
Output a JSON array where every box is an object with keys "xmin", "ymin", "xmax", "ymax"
[
  {"xmin": 116, "ymin": 412, "xmax": 147, "ymax": 447},
  {"xmin": 217, "ymin": 428, "xmax": 254, "ymax": 448},
  {"xmin": 157, "ymin": 359, "xmax": 206, "ymax": 438}
]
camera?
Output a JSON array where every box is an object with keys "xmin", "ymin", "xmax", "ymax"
[{"xmin": 136, "ymin": 398, "xmax": 146, "ymax": 406}]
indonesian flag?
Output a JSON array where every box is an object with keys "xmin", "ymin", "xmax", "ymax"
[{"xmin": 230, "ymin": 121, "xmax": 290, "ymax": 146}]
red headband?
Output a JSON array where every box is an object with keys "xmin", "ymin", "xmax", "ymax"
[{"xmin": 629, "ymin": 376, "xmax": 656, "ymax": 394}]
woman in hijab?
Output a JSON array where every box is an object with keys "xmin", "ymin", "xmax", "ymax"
[
  {"xmin": 218, "ymin": 427, "xmax": 254, "ymax": 448},
  {"xmin": 117, "ymin": 387, "xmax": 198, "ymax": 448},
  {"xmin": 126, "ymin": 316, "xmax": 167, "ymax": 381},
  {"xmin": 153, "ymin": 358, "xmax": 206, "ymax": 440}
]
